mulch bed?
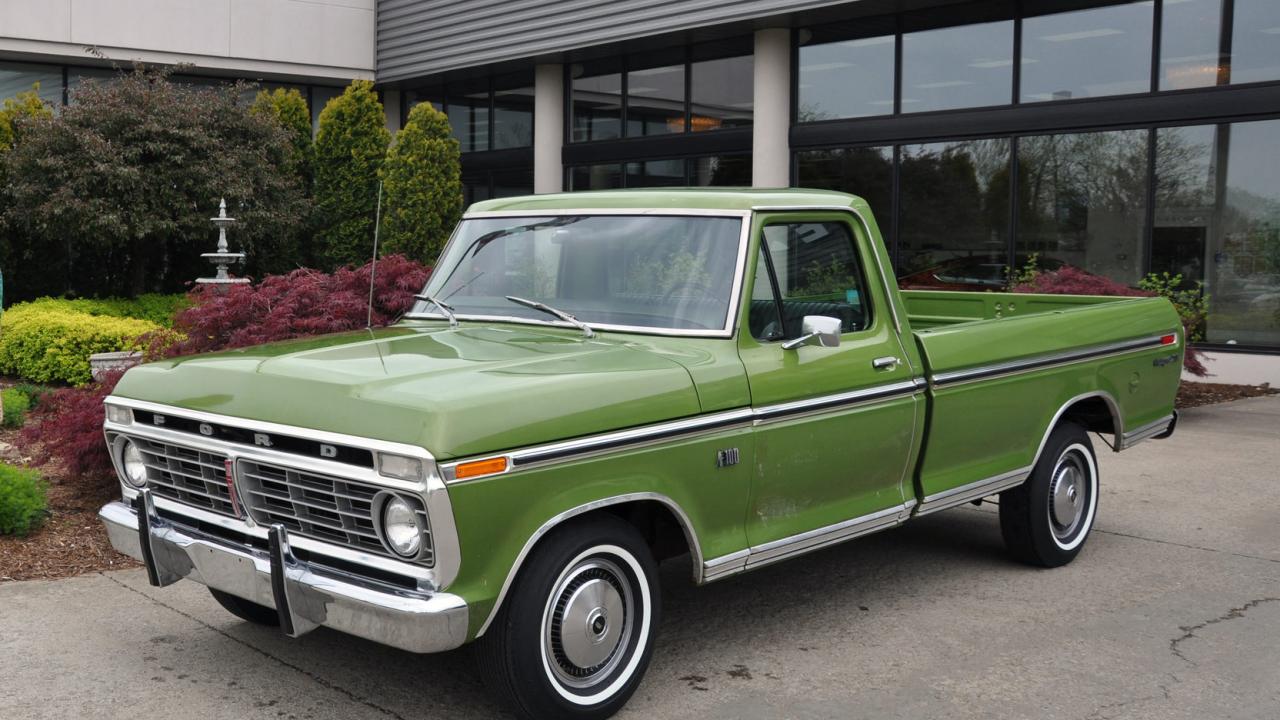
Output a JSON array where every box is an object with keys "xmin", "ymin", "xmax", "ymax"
[
  {"xmin": 0, "ymin": 426, "xmax": 138, "ymax": 583},
  {"xmin": 1176, "ymin": 380, "xmax": 1277, "ymax": 409},
  {"xmin": 0, "ymin": 378, "xmax": 1275, "ymax": 583}
]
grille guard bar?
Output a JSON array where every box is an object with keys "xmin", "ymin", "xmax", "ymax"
[{"xmin": 102, "ymin": 490, "xmax": 468, "ymax": 654}]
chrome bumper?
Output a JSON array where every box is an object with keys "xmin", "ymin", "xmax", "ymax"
[{"xmin": 99, "ymin": 491, "xmax": 469, "ymax": 654}]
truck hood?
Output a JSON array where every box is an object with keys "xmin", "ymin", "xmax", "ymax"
[{"xmin": 113, "ymin": 324, "xmax": 702, "ymax": 459}]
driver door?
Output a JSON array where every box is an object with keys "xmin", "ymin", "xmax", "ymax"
[{"xmin": 738, "ymin": 212, "xmax": 921, "ymax": 556}]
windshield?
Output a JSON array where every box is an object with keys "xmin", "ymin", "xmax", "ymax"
[{"xmin": 407, "ymin": 215, "xmax": 745, "ymax": 333}]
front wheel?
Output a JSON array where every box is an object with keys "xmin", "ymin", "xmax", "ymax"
[
  {"xmin": 474, "ymin": 514, "xmax": 660, "ymax": 720},
  {"xmin": 999, "ymin": 421, "xmax": 1099, "ymax": 567}
]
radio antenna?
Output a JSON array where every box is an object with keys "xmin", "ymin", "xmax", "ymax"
[{"xmin": 366, "ymin": 181, "xmax": 384, "ymax": 329}]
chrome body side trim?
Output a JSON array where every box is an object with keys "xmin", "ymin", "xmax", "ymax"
[
  {"xmin": 99, "ymin": 500, "xmax": 469, "ymax": 654},
  {"xmin": 1120, "ymin": 413, "xmax": 1177, "ymax": 450},
  {"xmin": 407, "ymin": 209, "xmax": 753, "ymax": 339},
  {"xmin": 701, "ymin": 549, "xmax": 749, "ymax": 582},
  {"xmin": 915, "ymin": 467, "xmax": 1032, "ymax": 516},
  {"xmin": 103, "ymin": 397, "xmax": 462, "ymax": 591},
  {"xmin": 442, "ymin": 380, "xmax": 926, "ymax": 482},
  {"xmin": 473, "ymin": 492, "xmax": 704, "ymax": 639},
  {"xmin": 930, "ymin": 334, "xmax": 1175, "ymax": 387},
  {"xmin": 746, "ymin": 502, "xmax": 912, "ymax": 570}
]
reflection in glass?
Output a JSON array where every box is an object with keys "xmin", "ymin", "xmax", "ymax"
[
  {"xmin": 1017, "ymin": 130, "xmax": 1149, "ymax": 285},
  {"xmin": 1158, "ymin": 120, "xmax": 1280, "ymax": 346},
  {"xmin": 0, "ymin": 62, "xmax": 62, "ymax": 106},
  {"xmin": 1230, "ymin": 0, "xmax": 1280, "ymax": 84},
  {"xmin": 625, "ymin": 159, "xmax": 686, "ymax": 187},
  {"xmin": 493, "ymin": 83, "xmax": 534, "ymax": 149},
  {"xmin": 898, "ymin": 140, "xmax": 1011, "ymax": 283},
  {"xmin": 692, "ymin": 155, "xmax": 751, "ymax": 186},
  {"xmin": 572, "ymin": 67, "xmax": 622, "ymax": 142},
  {"xmin": 1160, "ymin": 0, "xmax": 1226, "ymax": 90},
  {"xmin": 690, "ymin": 55, "xmax": 753, "ymax": 131},
  {"xmin": 415, "ymin": 215, "xmax": 744, "ymax": 332},
  {"xmin": 627, "ymin": 64, "xmax": 685, "ymax": 136},
  {"xmin": 447, "ymin": 91, "xmax": 490, "ymax": 153},
  {"xmin": 796, "ymin": 147, "xmax": 893, "ymax": 243},
  {"xmin": 902, "ymin": 20, "xmax": 1013, "ymax": 112},
  {"xmin": 1021, "ymin": 2, "xmax": 1153, "ymax": 102},
  {"xmin": 570, "ymin": 164, "xmax": 623, "ymax": 190},
  {"xmin": 797, "ymin": 35, "xmax": 895, "ymax": 121}
]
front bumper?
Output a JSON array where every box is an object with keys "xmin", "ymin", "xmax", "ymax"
[{"xmin": 99, "ymin": 491, "xmax": 469, "ymax": 654}]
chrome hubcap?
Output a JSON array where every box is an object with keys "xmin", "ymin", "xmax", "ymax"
[
  {"xmin": 1049, "ymin": 453, "xmax": 1088, "ymax": 539},
  {"xmin": 545, "ymin": 558, "xmax": 633, "ymax": 689}
]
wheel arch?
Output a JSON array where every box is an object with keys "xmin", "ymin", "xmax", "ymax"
[
  {"xmin": 1032, "ymin": 391, "xmax": 1122, "ymax": 470},
  {"xmin": 473, "ymin": 492, "xmax": 702, "ymax": 639}
]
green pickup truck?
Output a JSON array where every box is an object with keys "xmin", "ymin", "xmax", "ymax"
[{"xmin": 99, "ymin": 189, "xmax": 1181, "ymax": 720}]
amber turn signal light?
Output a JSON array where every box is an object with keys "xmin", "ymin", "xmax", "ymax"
[{"xmin": 454, "ymin": 456, "xmax": 508, "ymax": 480}]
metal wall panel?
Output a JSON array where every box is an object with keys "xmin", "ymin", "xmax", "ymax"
[{"xmin": 376, "ymin": 0, "xmax": 854, "ymax": 82}]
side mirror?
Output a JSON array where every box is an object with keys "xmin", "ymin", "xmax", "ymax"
[{"xmin": 781, "ymin": 315, "xmax": 842, "ymax": 350}]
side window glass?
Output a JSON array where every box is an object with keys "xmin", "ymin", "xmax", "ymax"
[
  {"xmin": 748, "ymin": 247, "xmax": 784, "ymax": 341},
  {"xmin": 760, "ymin": 222, "xmax": 869, "ymax": 335}
]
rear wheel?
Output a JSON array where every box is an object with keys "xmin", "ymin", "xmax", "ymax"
[
  {"xmin": 475, "ymin": 515, "xmax": 660, "ymax": 720},
  {"xmin": 208, "ymin": 588, "xmax": 280, "ymax": 626},
  {"xmin": 999, "ymin": 421, "xmax": 1099, "ymax": 567}
]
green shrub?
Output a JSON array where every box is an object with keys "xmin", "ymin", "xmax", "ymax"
[
  {"xmin": 2, "ymin": 387, "xmax": 30, "ymax": 428},
  {"xmin": 14, "ymin": 294, "xmax": 188, "ymax": 327},
  {"xmin": 313, "ymin": 79, "xmax": 391, "ymax": 269},
  {"xmin": 250, "ymin": 87, "xmax": 313, "ymax": 187},
  {"xmin": 0, "ymin": 304, "xmax": 159, "ymax": 385},
  {"xmin": 0, "ymin": 463, "xmax": 47, "ymax": 537},
  {"xmin": 381, "ymin": 102, "xmax": 463, "ymax": 263}
]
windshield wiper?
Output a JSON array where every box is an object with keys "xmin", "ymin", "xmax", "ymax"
[
  {"xmin": 505, "ymin": 296, "xmax": 595, "ymax": 338},
  {"xmin": 414, "ymin": 294, "xmax": 458, "ymax": 328}
]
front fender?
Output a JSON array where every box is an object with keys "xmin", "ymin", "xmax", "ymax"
[{"xmin": 442, "ymin": 424, "xmax": 754, "ymax": 640}]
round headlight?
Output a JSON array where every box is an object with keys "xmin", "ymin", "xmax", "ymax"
[
  {"xmin": 381, "ymin": 496, "xmax": 422, "ymax": 558},
  {"xmin": 120, "ymin": 440, "xmax": 147, "ymax": 488}
]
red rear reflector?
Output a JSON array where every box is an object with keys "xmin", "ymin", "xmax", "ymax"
[{"xmin": 1160, "ymin": 334, "xmax": 1177, "ymax": 345}]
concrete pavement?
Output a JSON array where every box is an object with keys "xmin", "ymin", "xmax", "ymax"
[{"xmin": 2, "ymin": 396, "xmax": 1278, "ymax": 719}]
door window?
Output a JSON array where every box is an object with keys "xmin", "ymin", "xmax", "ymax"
[{"xmin": 748, "ymin": 221, "xmax": 871, "ymax": 341}]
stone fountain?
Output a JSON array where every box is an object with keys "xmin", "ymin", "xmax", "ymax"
[{"xmin": 196, "ymin": 198, "xmax": 250, "ymax": 288}]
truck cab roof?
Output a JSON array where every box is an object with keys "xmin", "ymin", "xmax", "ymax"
[{"xmin": 467, "ymin": 187, "xmax": 872, "ymax": 214}]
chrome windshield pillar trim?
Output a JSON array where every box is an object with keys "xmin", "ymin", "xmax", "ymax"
[
  {"xmin": 1119, "ymin": 413, "xmax": 1177, "ymax": 450},
  {"xmin": 99, "ymin": 501, "xmax": 469, "ymax": 654},
  {"xmin": 103, "ymin": 399, "xmax": 461, "ymax": 591},
  {"xmin": 929, "ymin": 333, "xmax": 1176, "ymax": 387},
  {"xmin": 473, "ymin": 492, "xmax": 703, "ymax": 639}
]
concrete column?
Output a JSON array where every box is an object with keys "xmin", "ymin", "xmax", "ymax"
[
  {"xmin": 752, "ymin": 28, "xmax": 791, "ymax": 188},
  {"xmin": 534, "ymin": 63, "xmax": 565, "ymax": 193},
  {"xmin": 382, "ymin": 89, "xmax": 402, "ymax": 134}
]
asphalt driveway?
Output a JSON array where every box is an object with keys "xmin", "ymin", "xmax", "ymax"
[{"xmin": 2, "ymin": 396, "xmax": 1278, "ymax": 719}]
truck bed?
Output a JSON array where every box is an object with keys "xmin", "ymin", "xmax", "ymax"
[{"xmin": 899, "ymin": 289, "xmax": 1182, "ymax": 513}]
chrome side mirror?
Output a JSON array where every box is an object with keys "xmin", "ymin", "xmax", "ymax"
[{"xmin": 781, "ymin": 315, "xmax": 842, "ymax": 350}]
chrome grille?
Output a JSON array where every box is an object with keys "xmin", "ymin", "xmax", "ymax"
[
  {"xmin": 237, "ymin": 460, "xmax": 434, "ymax": 565},
  {"xmin": 134, "ymin": 438, "xmax": 237, "ymax": 517}
]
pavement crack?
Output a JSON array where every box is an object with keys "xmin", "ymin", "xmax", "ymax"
[
  {"xmin": 101, "ymin": 572, "xmax": 411, "ymax": 720},
  {"xmin": 1169, "ymin": 596, "xmax": 1280, "ymax": 664},
  {"xmin": 1090, "ymin": 528, "xmax": 1280, "ymax": 565}
]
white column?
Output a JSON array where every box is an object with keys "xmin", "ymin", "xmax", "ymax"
[
  {"xmin": 534, "ymin": 63, "xmax": 565, "ymax": 194},
  {"xmin": 752, "ymin": 28, "xmax": 791, "ymax": 188}
]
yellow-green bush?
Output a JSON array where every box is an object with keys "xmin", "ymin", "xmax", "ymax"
[
  {"xmin": 15, "ymin": 294, "xmax": 188, "ymax": 327},
  {"xmin": 0, "ymin": 304, "xmax": 159, "ymax": 385},
  {"xmin": 0, "ymin": 463, "xmax": 47, "ymax": 537}
]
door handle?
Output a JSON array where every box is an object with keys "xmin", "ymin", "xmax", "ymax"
[{"xmin": 872, "ymin": 356, "xmax": 900, "ymax": 369}]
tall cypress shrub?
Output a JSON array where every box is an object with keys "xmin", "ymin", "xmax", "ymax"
[
  {"xmin": 381, "ymin": 102, "xmax": 463, "ymax": 263},
  {"xmin": 249, "ymin": 87, "xmax": 313, "ymax": 188},
  {"xmin": 313, "ymin": 80, "xmax": 390, "ymax": 269},
  {"xmin": 0, "ymin": 86, "xmax": 55, "ymax": 303}
]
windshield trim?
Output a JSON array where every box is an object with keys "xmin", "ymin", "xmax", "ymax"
[{"xmin": 403, "ymin": 209, "xmax": 754, "ymax": 339}]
